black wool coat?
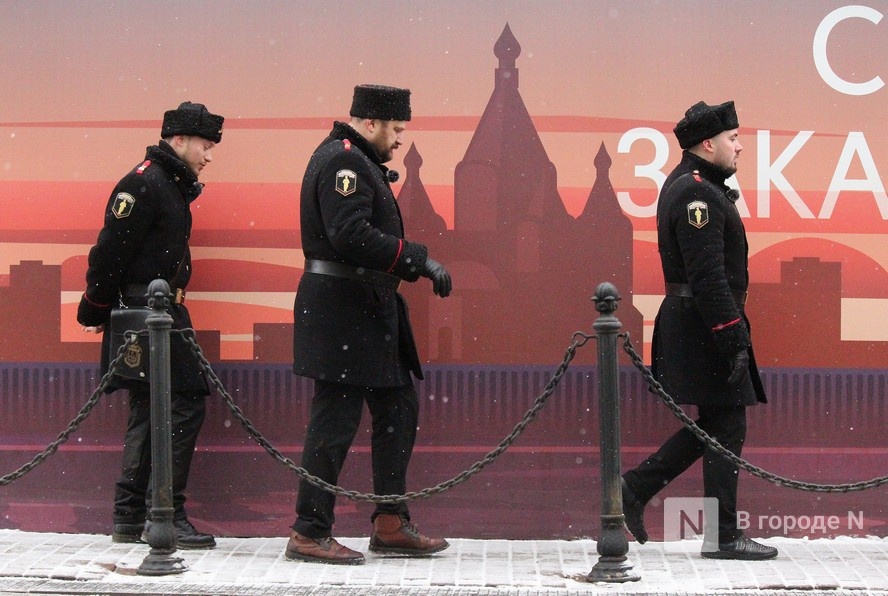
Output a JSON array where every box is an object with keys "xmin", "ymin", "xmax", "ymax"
[
  {"xmin": 652, "ymin": 151, "xmax": 766, "ymax": 407},
  {"xmin": 293, "ymin": 122, "xmax": 429, "ymax": 388},
  {"xmin": 77, "ymin": 142, "xmax": 209, "ymax": 396}
]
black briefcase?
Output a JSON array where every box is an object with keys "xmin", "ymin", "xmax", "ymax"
[{"xmin": 108, "ymin": 307, "xmax": 151, "ymax": 382}]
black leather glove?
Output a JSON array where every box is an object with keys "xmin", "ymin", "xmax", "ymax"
[
  {"xmin": 727, "ymin": 350, "xmax": 750, "ymax": 384},
  {"xmin": 423, "ymin": 257, "xmax": 452, "ymax": 297}
]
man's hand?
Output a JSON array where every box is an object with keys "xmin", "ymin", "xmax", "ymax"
[
  {"xmin": 82, "ymin": 325, "xmax": 105, "ymax": 334},
  {"xmin": 423, "ymin": 257, "xmax": 452, "ymax": 297},
  {"xmin": 727, "ymin": 349, "xmax": 749, "ymax": 384}
]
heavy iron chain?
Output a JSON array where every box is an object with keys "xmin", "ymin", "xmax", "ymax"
[
  {"xmin": 620, "ymin": 332, "xmax": 888, "ymax": 493},
  {"xmin": 182, "ymin": 329, "xmax": 595, "ymax": 504},
  {"xmin": 0, "ymin": 332, "xmax": 141, "ymax": 486},
  {"xmin": 12, "ymin": 327, "xmax": 882, "ymax": 497}
]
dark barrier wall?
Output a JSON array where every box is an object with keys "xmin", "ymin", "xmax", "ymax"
[{"xmin": 2, "ymin": 363, "xmax": 886, "ymax": 540}]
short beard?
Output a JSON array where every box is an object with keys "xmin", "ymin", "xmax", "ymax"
[{"xmin": 716, "ymin": 162, "xmax": 737, "ymax": 178}]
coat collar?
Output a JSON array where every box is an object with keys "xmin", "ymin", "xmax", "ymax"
[
  {"xmin": 680, "ymin": 150, "xmax": 735, "ymax": 187},
  {"xmin": 330, "ymin": 121, "xmax": 385, "ymax": 165},
  {"xmin": 146, "ymin": 141, "xmax": 203, "ymax": 201}
]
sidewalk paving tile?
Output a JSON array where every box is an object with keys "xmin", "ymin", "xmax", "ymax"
[{"xmin": 0, "ymin": 530, "xmax": 886, "ymax": 595}]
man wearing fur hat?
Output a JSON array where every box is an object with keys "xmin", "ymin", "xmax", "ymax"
[
  {"xmin": 288, "ymin": 84, "xmax": 451, "ymax": 565},
  {"xmin": 78, "ymin": 101, "xmax": 223, "ymax": 549},
  {"xmin": 620, "ymin": 100, "xmax": 778, "ymax": 561}
]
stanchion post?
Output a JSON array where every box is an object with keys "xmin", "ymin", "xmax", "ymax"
[
  {"xmin": 137, "ymin": 279, "xmax": 186, "ymax": 576},
  {"xmin": 587, "ymin": 282, "xmax": 639, "ymax": 583}
]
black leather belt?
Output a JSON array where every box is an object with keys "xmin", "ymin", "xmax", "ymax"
[
  {"xmin": 124, "ymin": 284, "xmax": 186, "ymax": 304},
  {"xmin": 665, "ymin": 282, "xmax": 747, "ymax": 307},
  {"xmin": 304, "ymin": 259, "xmax": 401, "ymax": 290}
]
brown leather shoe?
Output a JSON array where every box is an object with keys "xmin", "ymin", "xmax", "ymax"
[
  {"xmin": 284, "ymin": 530, "xmax": 365, "ymax": 565},
  {"xmin": 369, "ymin": 514, "xmax": 449, "ymax": 556}
]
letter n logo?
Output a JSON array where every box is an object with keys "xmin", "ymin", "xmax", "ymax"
[{"xmin": 664, "ymin": 497, "xmax": 719, "ymax": 552}]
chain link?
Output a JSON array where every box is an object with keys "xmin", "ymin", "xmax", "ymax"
[
  {"xmin": 6, "ymin": 325, "xmax": 883, "ymax": 499},
  {"xmin": 183, "ymin": 329, "xmax": 594, "ymax": 504},
  {"xmin": 0, "ymin": 332, "xmax": 141, "ymax": 486},
  {"xmin": 620, "ymin": 332, "xmax": 888, "ymax": 493}
]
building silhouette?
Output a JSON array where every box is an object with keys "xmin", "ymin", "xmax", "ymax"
[
  {"xmin": 397, "ymin": 24, "xmax": 642, "ymax": 364},
  {"xmin": 0, "ymin": 261, "xmax": 91, "ymax": 362},
  {"xmin": 3, "ymin": 26, "xmax": 887, "ymax": 370},
  {"xmin": 749, "ymin": 257, "xmax": 888, "ymax": 368},
  {"xmin": 0, "ymin": 260, "xmax": 221, "ymax": 365}
]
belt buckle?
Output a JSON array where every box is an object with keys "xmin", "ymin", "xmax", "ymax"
[{"xmin": 175, "ymin": 288, "xmax": 186, "ymax": 304}]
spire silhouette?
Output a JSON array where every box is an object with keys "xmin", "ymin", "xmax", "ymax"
[
  {"xmin": 494, "ymin": 23, "xmax": 521, "ymax": 87},
  {"xmin": 396, "ymin": 143, "xmax": 446, "ymax": 235},
  {"xmin": 455, "ymin": 24, "xmax": 569, "ymax": 232},
  {"xmin": 396, "ymin": 24, "xmax": 644, "ymax": 364}
]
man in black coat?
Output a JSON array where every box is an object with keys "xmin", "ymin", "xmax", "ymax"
[
  {"xmin": 77, "ymin": 102, "xmax": 223, "ymax": 549},
  {"xmin": 621, "ymin": 100, "xmax": 778, "ymax": 560},
  {"xmin": 287, "ymin": 84, "xmax": 452, "ymax": 565}
]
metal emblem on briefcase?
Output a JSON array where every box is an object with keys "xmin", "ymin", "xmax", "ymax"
[{"xmin": 124, "ymin": 341, "xmax": 142, "ymax": 369}]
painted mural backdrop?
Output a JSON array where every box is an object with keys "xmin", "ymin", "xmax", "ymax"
[
  {"xmin": 1, "ymin": 1, "xmax": 887, "ymax": 539},
  {"xmin": 1, "ymin": 0, "xmax": 886, "ymax": 367}
]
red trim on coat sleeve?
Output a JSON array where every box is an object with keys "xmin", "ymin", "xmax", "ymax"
[
  {"xmin": 386, "ymin": 239, "xmax": 404, "ymax": 273},
  {"xmin": 712, "ymin": 317, "xmax": 741, "ymax": 332},
  {"xmin": 81, "ymin": 292, "xmax": 111, "ymax": 308}
]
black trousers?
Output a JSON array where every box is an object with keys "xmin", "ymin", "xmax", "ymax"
[
  {"xmin": 113, "ymin": 388, "xmax": 207, "ymax": 524},
  {"xmin": 623, "ymin": 405, "xmax": 747, "ymax": 543},
  {"xmin": 293, "ymin": 380, "xmax": 419, "ymax": 538}
]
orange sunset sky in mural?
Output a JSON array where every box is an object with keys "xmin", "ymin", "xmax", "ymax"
[{"xmin": 2, "ymin": 0, "xmax": 888, "ymax": 361}]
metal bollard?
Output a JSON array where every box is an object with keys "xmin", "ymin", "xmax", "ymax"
[
  {"xmin": 137, "ymin": 279, "xmax": 186, "ymax": 576},
  {"xmin": 587, "ymin": 282, "xmax": 639, "ymax": 583}
]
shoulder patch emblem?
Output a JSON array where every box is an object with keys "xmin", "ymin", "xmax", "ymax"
[
  {"xmin": 335, "ymin": 169, "xmax": 357, "ymax": 196},
  {"xmin": 112, "ymin": 192, "xmax": 135, "ymax": 219},
  {"xmin": 687, "ymin": 200, "xmax": 709, "ymax": 228}
]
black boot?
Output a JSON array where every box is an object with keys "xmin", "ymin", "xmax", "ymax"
[
  {"xmin": 141, "ymin": 518, "xmax": 216, "ymax": 549},
  {"xmin": 621, "ymin": 478, "xmax": 648, "ymax": 544},
  {"xmin": 702, "ymin": 536, "xmax": 778, "ymax": 560},
  {"xmin": 112, "ymin": 522, "xmax": 145, "ymax": 544}
]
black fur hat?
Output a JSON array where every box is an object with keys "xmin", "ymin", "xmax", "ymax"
[
  {"xmin": 161, "ymin": 102, "xmax": 224, "ymax": 143},
  {"xmin": 349, "ymin": 84, "xmax": 412, "ymax": 121},
  {"xmin": 673, "ymin": 100, "xmax": 738, "ymax": 149}
]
